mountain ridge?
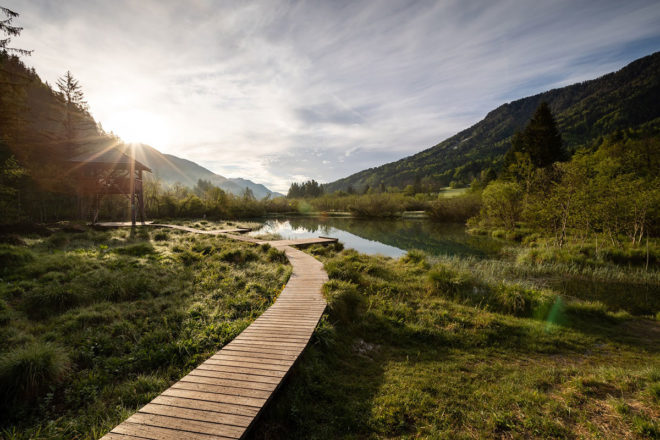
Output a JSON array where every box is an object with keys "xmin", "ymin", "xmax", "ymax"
[
  {"xmin": 118, "ymin": 143, "xmax": 283, "ymax": 199},
  {"xmin": 324, "ymin": 51, "xmax": 660, "ymax": 192}
]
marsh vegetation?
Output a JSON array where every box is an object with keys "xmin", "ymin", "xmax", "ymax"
[
  {"xmin": 0, "ymin": 222, "xmax": 290, "ymax": 439},
  {"xmin": 252, "ymin": 245, "xmax": 659, "ymax": 439}
]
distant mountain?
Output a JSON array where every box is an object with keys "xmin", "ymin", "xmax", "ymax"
[
  {"xmin": 0, "ymin": 51, "xmax": 281, "ymax": 200},
  {"xmin": 325, "ymin": 51, "xmax": 660, "ymax": 192},
  {"xmin": 119, "ymin": 144, "xmax": 282, "ymax": 199}
]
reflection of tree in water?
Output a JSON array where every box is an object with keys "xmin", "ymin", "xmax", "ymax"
[{"xmin": 287, "ymin": 217, "xmax": 504, "ymax": 258}]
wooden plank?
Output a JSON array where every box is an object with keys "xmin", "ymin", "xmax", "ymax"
[
  {"xmin": 113, "ymin": 423, "xmax": 221, "ymax": 440},
  {"xmin": 181, "ymin": 374, "xmax": 276, "ymax": 393},
  {"xmin": 150, "ymin": 395, "xmax": 260, "ymax": 417},
  {"xmin": 126, "ymin": 413, "xmax": 244, "ymax": 438},
  {"xmin": 162, "ymin": 389, "xmax": 264, "ymax": 409},
  {"xmin": 140, "ymin": 403, "xmax": 253, "ymax": 428}
]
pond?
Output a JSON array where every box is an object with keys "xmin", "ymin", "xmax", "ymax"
[
  {"xmin": 249, "ymin": 217, "xmax": 504, "ymax": 258},
  {"xmin": 249, "ymin": 217, "xmax": 658, "ymax": 315}
]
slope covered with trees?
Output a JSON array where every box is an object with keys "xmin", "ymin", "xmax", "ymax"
[{"xmin": 325, "ymin": 51, "xmax": 660, "ymax": 192}]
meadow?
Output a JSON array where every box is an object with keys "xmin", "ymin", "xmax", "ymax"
[
  {"xmin": 0, "ymin": 222, "xmax": 291, "ymax": 439},
  {"xmin": 251, "ymin": 245, "xmax": 659, "ymax": 439}
]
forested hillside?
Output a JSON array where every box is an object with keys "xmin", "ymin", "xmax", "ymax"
[
  {"xmin": 325, "ymin": 51, "xmax": 660, "ymax": 192},
  {"xmin": 0, "ymin": 51, "xmax": 279, "ymax": 224}
]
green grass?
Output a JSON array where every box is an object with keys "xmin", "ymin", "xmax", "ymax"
[
  {"xmin": 0, "ymin": 223, "xmax": 291, "ymax": 439},
  {"xmin": 251, "ymin": 247, "xmax": 660, "ymax": 439}
]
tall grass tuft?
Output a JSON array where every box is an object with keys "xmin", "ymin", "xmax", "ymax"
[
  {"xmin": 0, "ymin": 342, "xmax": 70, "ymax": 405},
  {"xmin": 0, "ymin": 245, "xmax": 34, "ymax": 270}
]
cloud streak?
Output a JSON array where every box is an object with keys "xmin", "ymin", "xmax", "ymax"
[{"xmin": 6, "ymin": 0, "xmax": 660, "ymax": 192}]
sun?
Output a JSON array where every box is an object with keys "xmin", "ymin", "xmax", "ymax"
[{"xmin": 104, "ymin": 109, "xmax": 168, "ymax": 148}]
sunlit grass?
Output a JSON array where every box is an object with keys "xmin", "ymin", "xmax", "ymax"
[
  {"xmin": 252, "ymin": 247, "xmax": 660, "ymax": 439},
  {"xmin": 0, "ymin": 225, "xmax": 290, "ymax": 438}
]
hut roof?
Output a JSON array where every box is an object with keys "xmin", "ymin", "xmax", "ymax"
[{"xmin": 69, "ymin": 149, "xmax": 152, "ymax": 172}]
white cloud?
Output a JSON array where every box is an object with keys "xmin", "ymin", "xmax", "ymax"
[{"xmin": 5, "ymin": 0, "xmax": 660, "ymax": 192}]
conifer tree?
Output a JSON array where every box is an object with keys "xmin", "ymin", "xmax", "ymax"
[
  {"xmin": 57, "ymin": 71, "xmax": 87, "ymax": 155},
  {"xmin": 0, "ymin": 7, "xmax": 32, "ymax": 55},
  {"xmin": 505, "ymin": 102, "xmax": 563, "ymax": 169}
]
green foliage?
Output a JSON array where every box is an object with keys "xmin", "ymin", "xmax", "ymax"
[
  {"xmin": 480, "ymin": 181, "xmax": 523, "ymax": 230},
  {"xmin": 427, "ymin": 193, "xmax": 481, "ymax": 222},
  {"xmin": 505, "ymin": 102, "xmax": 563, "ymax": 168},
  {"xmin": 287, "ymin": 179, "xmax": 323, "ymax": 198}
]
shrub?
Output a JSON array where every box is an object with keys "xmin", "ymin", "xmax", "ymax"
[
  {"xmin": 427, "ymin": 193, "xmax": 482, "ymax": 222},
  {"xmin": 481, "ymin": 181, "xmax": 523, "ymax": 230},
  {"xmin": 0, "ymin": 342, "xmax": 70, "ymax": 405}
]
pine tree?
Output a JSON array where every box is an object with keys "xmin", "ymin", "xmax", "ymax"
[
  {"xmin": 56, "ymin": 71, "xmax": 87, "ymax": 156},
  {"xmin": 524, "ymin": 102, "xmax": 563, "ymax": 167},
  {"xmin": 505, "ymin": 102, "xmax": 563, "ymax": 169},
  {"xmin": 0, "ymin": 7, "xmax": 32, "ymax": 56}
]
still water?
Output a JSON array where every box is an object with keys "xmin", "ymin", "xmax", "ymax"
[
  {"xmin": 249, "ymin": 217, "xmax": 658, "ymax": 315},
  {"xmin": 249, "ymin": 217, "xmax": 504, "ymax": 258}
]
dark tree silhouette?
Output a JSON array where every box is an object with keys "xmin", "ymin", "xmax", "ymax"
[
  {"xmin": 0, "ymin": 7, "xmax": 32, "ymax": 56},
  {"xmin": 57, "ymin": 71, "xmax": 88, "ymax": 155},
  {"xmin": 506, "ymin": 102, "xmax": 563, "ymax": 168}
]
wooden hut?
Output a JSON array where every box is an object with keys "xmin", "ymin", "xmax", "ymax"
[{"xmin": 68, "ymin": 149, "xmax": 151, "ymax": 225}]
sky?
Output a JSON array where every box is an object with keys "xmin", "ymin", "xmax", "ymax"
[{"xmin": 5, "ymin": 0, "xmax": 660, "ymax": 192}]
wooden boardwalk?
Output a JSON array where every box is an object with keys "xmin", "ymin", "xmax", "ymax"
[{"xmin": 98, "ymin": 224, "xmax": 331, "ymax": 440}]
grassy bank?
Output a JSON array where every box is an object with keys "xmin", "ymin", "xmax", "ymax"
[
  {"xmin": 251, "ymin": 246, "xmax": 660, "ymax": 439},
  {"xmin": 0, "ymin": 223, "xmax": 291, "ymax": 439}
]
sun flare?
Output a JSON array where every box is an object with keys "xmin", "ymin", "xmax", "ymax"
[{"xmin": 104, "ymin": 109, "xmax": 168, "ymax": 148}]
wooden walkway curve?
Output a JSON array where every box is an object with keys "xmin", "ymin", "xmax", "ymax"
[{"xmin": 97, "ymin": 222, "xmax": 334, "ymax": 440}]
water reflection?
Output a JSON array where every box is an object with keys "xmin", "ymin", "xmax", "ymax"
[{"xmin": 249, "ymin": 217, "xmax": 504, "ymax": 258}]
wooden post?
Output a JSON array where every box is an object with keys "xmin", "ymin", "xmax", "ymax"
[
  {"xmin": 138, "ymin": 169, "xmax": 146, "ymax": 224},
  {"xmin": 130, "ymin": 159, "xmax": 136, "ymax": 227}
]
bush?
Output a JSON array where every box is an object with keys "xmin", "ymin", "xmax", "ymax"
[
  {"xmin": 0, "ymin": 342, "xmax": 70, "ymax": 405},
  {"xmin": 480, "ymin": 181, "xmax": 523, "ymax": 230},
  {"xmin": 427, "ymin": 193, "xmax": 482, "ymax": 222}
]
